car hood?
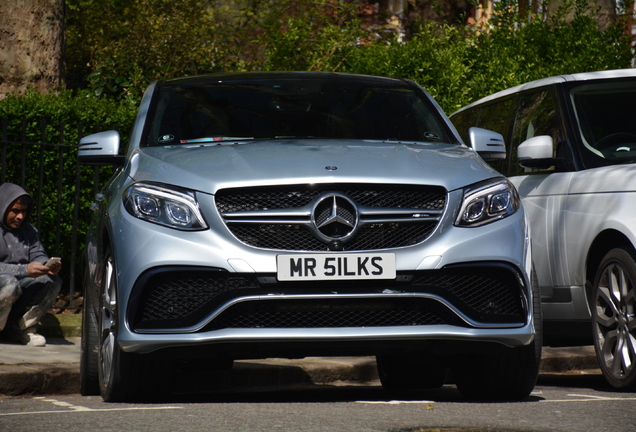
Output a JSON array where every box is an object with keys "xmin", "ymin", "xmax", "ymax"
[{"xmin": 126, "ymin": 139, "xmax": 500, "ymax": 193}]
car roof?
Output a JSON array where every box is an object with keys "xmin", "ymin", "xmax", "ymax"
[
  {"xmin": 158, "ymin": 71, "xmax": 410, "ymax": 87},
  {"xmin": 453, "ymin": 68, "xmax": 636, "ymax": 115}
]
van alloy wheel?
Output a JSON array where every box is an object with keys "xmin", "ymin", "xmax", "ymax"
[{"xmin": 592, "ymin": 248, "xmax": 636, "ymax": 390}]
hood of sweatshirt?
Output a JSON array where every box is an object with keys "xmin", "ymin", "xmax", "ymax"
[{"xmin": 0, "ymin": 183, "xmax": 33, "ymax": 231}]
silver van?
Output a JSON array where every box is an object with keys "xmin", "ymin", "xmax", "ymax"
[{"xmin": 451, "ymin": 69, "xmax": 636, "ymax": 390}]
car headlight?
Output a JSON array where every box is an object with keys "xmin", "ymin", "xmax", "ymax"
[
  {"xmin": 455, "ymin": 179, "xmax": 520, "ymax": 227},
  {"xmin": 123, "ymin": 183, "xmax": 208, "ymax": 230}
]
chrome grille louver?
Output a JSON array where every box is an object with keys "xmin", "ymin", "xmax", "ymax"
[{"xmin": 215, "ymin": 184, "xmax": 447, "ymax": 251}]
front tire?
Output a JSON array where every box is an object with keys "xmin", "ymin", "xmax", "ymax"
[
  {"xmin": 97, "ymin": 248, "xmax": 175, "ymax": 402},
  {"xmin": 591, "ymin": 248, "xmax": 636, "ymax": 390},
  {"xmin": 80, "ymin": 265, "xmax": 100, "ymax": 396},
  {"xmin": 97, "ymin": 249, "xmax": 136, "ymax": 401}
]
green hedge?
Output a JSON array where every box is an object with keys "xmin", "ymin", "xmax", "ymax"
[
  {"xmin": 74, "ymin": 0, "xmax": 634, "ymax": 114},
  {"xmin": 0, "ymin": 89, "xmax": 136, "ymax": 292}
]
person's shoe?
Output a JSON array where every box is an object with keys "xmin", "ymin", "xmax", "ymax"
[
  {"xmin": 20, "ymin": 330, "xmax": 46, "ymax": 346},
  {"xmin": 4, "ymin": 325, "xmax": 47, "ymax": 346},
  {"xmin": 17, "ymin": 328, "xmax": 46, "ymax": 347}
]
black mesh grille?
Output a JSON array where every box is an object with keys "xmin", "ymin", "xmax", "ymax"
[
  {"xmin": 348, "ymin": 222, "xmax": 437, "ymax": 250},
  {"xmin": 215, "ymin": 184, "xmax": 446, "ymax": 251},
  {"xmin": 132, "ymin": 270, "xmax": 261, "ymax": 329},
  {"xmin": 229, "ymin": 222, "xmax": 437, "ymax": 251},
  {"xmin": 411, "ymin": 265, "xmax": 524, "ymax": 318},
  {"xmin": 130, "ymin": 264, "xmax": 526, "ymax": 331},
  {"xmin": 229, "ymin": 225, "xmax": 325, "ymax": 251},
  {"xmin": 206, "ymin": 298, "xmax": 464, "ymax": 330}
]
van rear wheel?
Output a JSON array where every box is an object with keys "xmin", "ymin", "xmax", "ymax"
[{"xmin": 592, "ymin": 248, "xmax": 636, "ymax": 390}]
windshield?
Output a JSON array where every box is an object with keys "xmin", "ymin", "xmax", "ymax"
[
  {"xmin": 570, "ymin": 79, "xmax": 636, "ymax": 165},
  {"xmin": 144, "ymin": 77, "xmax": 453, "ymax": 146}
]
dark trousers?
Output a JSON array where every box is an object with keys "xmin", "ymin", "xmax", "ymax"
[{"xmin": 0, "ymin": 274, "xmax": 62, "ymax": 332}]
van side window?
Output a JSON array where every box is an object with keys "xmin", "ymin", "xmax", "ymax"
[{"xmin": 510, "ymin": 90, "xmax": 560, "ymax": 175}]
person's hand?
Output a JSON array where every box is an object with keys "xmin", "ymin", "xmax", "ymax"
[
  {"xmin": 47, "ymin": 261, "xmax": 62, "ymax": 275},
  {"xmin": 27, "ymin": 262, "xmax": 51, "ymax": 278}
]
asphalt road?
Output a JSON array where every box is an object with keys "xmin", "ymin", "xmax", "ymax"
[{"xmin": 1, "ymin": 373, "xmax": 634, "ymax": 432}]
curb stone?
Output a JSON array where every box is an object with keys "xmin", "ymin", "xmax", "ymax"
[{"xmin": 0, "ymin": 364, "xmax": 79, "ymax": 396}]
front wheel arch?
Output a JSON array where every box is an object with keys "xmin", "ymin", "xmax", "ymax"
[{"xmin": 585, "ymin": 230, "xmax": 634, "ymax": 310}]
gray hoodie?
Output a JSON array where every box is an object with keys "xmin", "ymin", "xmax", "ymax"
[{"xmin": 0, "ymin": 183, "xmax": 48, "ymax": 278}]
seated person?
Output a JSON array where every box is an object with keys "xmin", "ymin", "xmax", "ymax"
[{"xmin": 0, "ymin": 183, "xmax": 62, "ymax": 347}]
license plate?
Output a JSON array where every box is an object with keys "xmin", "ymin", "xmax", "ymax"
[{"xmin": 277, "ymin": 253, "xmax": 396, "ymax": 281}]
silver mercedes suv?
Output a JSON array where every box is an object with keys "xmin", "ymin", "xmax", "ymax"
[{"xmin": 78, "ymin": 72, "xmax": 539, "ymax": 401}]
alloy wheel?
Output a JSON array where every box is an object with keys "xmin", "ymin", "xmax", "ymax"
[
  {"xmin": 99, "ymin": 254, "xmax": 117, "ymax": 389},
  {"xmin": 593, "ymin": 253, "xmax": 636, "ymax": 387}
]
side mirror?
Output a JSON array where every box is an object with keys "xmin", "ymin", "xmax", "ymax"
[
  {"xmin": 517, "ymin": 135, "xmax": 559, "ymax": 169},
  {"xmin": 78, "ymin": 131, "xmax": 125, "ymax": 166},
  {"xmin": 469, "ymin": 127, "xmax": 506, "ymax": 161}
]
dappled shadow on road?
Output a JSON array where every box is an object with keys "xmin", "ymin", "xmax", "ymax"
[
  {"xmin": 172, "ymin": 384, "xmax": 545, "ymax": 404},
  {"xmin": 121, "ymin": 368, "xmax": 635, "ymax": 405},
  {"xmin": 165, "ymin": 363, "xmax": 545, "ymax": 404},
  {"xmin": 171, "ymin": 383, "xmax": 466, "ymax": 404}
]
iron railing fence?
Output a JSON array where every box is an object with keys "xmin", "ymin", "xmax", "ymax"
[{"xmin": 1, "ymin": 117, "xmax": 117, "ymax": 308}]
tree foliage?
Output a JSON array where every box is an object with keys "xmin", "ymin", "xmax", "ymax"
[
  {"xmin": 460, "ymin": 0, "xmax": 634, "ymax": 110},
  {"xmin": 336, "ymin": 0, "xmax": 634, "ymax": 112},
  {"xmin": 65, "ymin": 0, "xmax": 634, "ymax": 112},
  {"xmin": 255, "ymin": 1, "xmax": 366, "ymax": 71},
  {"xmin": 66, "ymin": 0, "xmax": 243, "ymax": 102},
  {"xmin": 65, "ymin": 0, "xmax": 367, "ymax": 103}
]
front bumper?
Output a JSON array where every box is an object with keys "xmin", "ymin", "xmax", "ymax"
[{"xmin": 119, "ymin": 261, "xmax": 534, "ymax": 355}]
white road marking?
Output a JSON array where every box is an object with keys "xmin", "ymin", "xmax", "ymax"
[
  {"xmin": 356, "ymin": 393, "xmax": 636, "ymax": 405},
  {"xmin": 356, "ymin": 400, "xmax": 435, "ymax": 409},
  {"xmin": 539, "ymin": 394, "xmax": 636, "ymax": 403},
  {"xmin": 356, "ymin": 400, "xmax": 434, "ymax": 404},
  {"xmin": 0, "ymin": 397, "xmax": 182, "ymax": 416}
]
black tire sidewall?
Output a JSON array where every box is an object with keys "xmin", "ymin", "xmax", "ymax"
[
  {"xmin": 454, "ymin": 266, "xmax": 542, "ymax": 400},
  {"xmin": 80, "ymin": 265, "xmax": 100, "ymax": 396}
]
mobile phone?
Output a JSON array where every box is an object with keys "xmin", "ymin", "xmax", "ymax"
[{"xmin": 45, "ymin": 257, "xmax": 61, "ymax": 267}]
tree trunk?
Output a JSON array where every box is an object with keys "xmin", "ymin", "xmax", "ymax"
[{"xmin": 0, "ymin": 0, "xmax": 65, "ymax": 98}]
